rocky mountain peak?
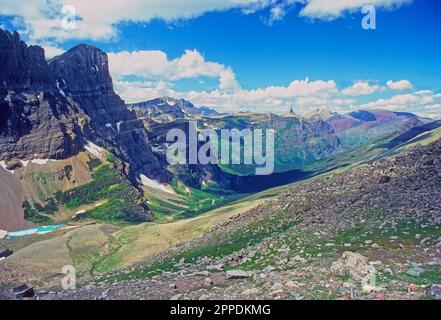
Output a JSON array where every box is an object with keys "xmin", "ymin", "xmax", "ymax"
[
  {"xmin": 156, "ymin": 96, "xmax": 194, "ymax": 109},
  {"xmin": 48, "ymin": 42, "xmax": 166, "ymax": 181},
  {"xmin": 48, "ymin": 43, "xmax": 113, "ymax": 96},
  {"xmin": 128, "ymin": 96, "xmax": 221, "ymax": 121},
  {"xmin": 303, "ymin": 108, "xmax": 338, "ymax": 121}
]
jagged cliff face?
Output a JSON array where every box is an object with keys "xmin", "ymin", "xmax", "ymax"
[
  {"xmin": 48, "ymin": 44, "xmax": 166, "ymax": 181},
  {"xmin": 0, "ymin": 31, "xmax": 54, "ymax": 92},
  {"xmin": 0, "ymin": 29, "xmax": 163, "ymax": 227},
  {"xmin": 0, "ymin": 29, "xmax": 165, "ymax": 182},
  {"xmin": 0, "ymin": 29, "xmax": 87, "ymax": 161}
]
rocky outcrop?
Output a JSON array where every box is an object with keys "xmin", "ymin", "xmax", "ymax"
[
  {"xmin": 331, "ymin": 251, "xmax": 369, "ymax": 280},
  {"xmin": 0, "ymin": 29, "xmax": 87, "ymax": 161},
  {"xmin": 0, "ymin": 30, "xmax": 54, "ymax": 92},
  {"xmin": 48, "ymin": 44, "xmax": 167, "ymax": 181}
]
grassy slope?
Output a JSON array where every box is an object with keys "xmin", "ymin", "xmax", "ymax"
[
  {"xmin": 94, "ymin": 198, "xmax": 262, "ymax": 273},
  {"xmin": 20, "ymin": 154, "xmax": 151, "ymax": 225},
  {"xmin": 143, "ymin": 179, "xmax": 246, "ymax": 220},
  {"xmin": 0, "ymin": 197, "xmax": 264, "ymax": 288}
]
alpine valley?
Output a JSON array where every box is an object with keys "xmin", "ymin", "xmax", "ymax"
[{"xmin": 0, "ymin": 29, "xmax": 440, "ymax": 300}]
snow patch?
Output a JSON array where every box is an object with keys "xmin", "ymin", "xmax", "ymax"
[
  {"xmin": 21, "ymin": 159, "xmax": 51, "ymax": 167},
  {"xmin": 151, "ymin": 145, "xmax": 163, "ymax": 153},
  {"xmin": 56, "ymin": 80, "xmax": 66, "ymax": 97},
  {"xmin": 105, "ymin": 123, "xmax": 113, "ymax": 128},
  {"xmin": 137, "ymin": 174, "xmax": 176, "ymax": 194},
  {"xmin": 29, "ymin": 159, "xmax": 50, "ymax": 165},
  {"xmin": 0, "ymin": 159, "xmax": 53, "ymax": 173},
  {"xmin": 116, "ymin": 121, "xmax": 123, "ymax": 132},
  {"xmin": 84, "ymin": 141, "xmax": 106, "ymax": 159},
  {"xmin": 0, "ymin": 161, "xmax": 14, "ymax": 174}
]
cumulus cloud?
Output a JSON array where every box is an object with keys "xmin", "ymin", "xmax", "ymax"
[
  {"xmin": 115, "ymin": 75, "xmax": 343, "ymax": 113},
  {"xmin": 183, "ymin": 80, "xmax": 353, "ymax": 114},
  {"xmin": 108, "ymin": 49, "xmax": 241, "ymax": 92},
  {"xmin": 0, "ymin": 0, "xmax": 413, "ymax": 42},
  {"xmin": 342, "ymin": 79, "xmax": 414, "ymax": 96},
  {"xmin": 356, "ymin": 91, "xmax": 441, "ymax": 118},
  {"xmin": 42, "ymin": 45, "xmax": 65, "ymax": 59},
  {"xmin": 386, "ymin": 79, "xmax": 414, "ymax": 91},
  {"xmin": 97, "ymin": 47, "xmax": 438, "ymax": 117},
  {"xmin": 342, "ymin": 81, "xmax": 381, "ymax": 96},
  {"xmin": 219, "ymin": 68, "xmax": 241, "ymax": 92},
  {"xmin": 0, "ymin": 0, "xmax": 261, "ymax": 41},
  {"xmin": 298, "ymin": 0, "xmax": 412, "ymax": 20},
  {"xmin": 113, "ymin": 70, "xmax": 439, "ymax": 117},
  {"xmin": 265, "ymin": 5, "xmax": 287, "ymax": 25}
]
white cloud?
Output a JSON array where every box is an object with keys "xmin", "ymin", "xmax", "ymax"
[
  {"xmin": 386, "ymin": 79, "xmax": 413, "ymax": 91},
  {"xmin": 357, "ymin": 91, "xmax": 441, "ymax": 118},
  {"xmin": 114, "ymin": 71, "xmax": 440, "ymax": 118},
  {"xmin": 108, "ymin": 49, "xmax": 240, "ymax": 92},
  {"xmin": 266, "ymin": 5, "xmax": 287, "ymax": 25},
  {"xmin": 342, "ymin": 81, "xmax": 381, "ymax": 96},
  {"xmin": 219, "ymin": 68, "xmax": 241, "ymax": 92},
  {"xmin": 342, "ymin": 79, "xmax": 414, "ymax": 96},
  {"xmin": 115, "ymin": 75, "xmax": 342, "ymax": 114},
  {"xmin": 114, "ymin": 80, "xmax": 176, "ymax": 103},
  {"xmin": 0, "ymin": 0, "xmax": 413, "ymax": 42},
  {"xmin": 42, "ymin": 45, "xmax": 65, "ymax": 59},
  {"xmin": 299, "ymin": 0, "xmax": 412, "ymax": 20},
  {"xmin": 0, "ymin": 0, "xmax": 262, "ymax": 41}
]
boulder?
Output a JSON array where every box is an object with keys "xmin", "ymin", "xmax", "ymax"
[
  {"xmin": 207, "ymin": 264, "xmax": 224, "ymax": 272},
  {"xmin": 331, "ymin": 251, "xmax": 369, "ymax": 281},
  {"xmin": 13, "ymin": 284, "xmax": 35, "ymax": 298},
  {"xmin": 226, "ymin": 270, "xmax": 249, "ymax": 279},
  {"xmin": 427, "ymin": 284, "xmax": 441, "ymax": 300}
]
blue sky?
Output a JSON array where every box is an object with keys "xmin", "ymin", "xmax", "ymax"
[{"xmin": 0, "ymin": 0, "xmax": 440, "ymax": 117}]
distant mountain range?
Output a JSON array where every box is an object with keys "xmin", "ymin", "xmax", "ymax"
[{"xmin": 127, "ymin": 97, "xmax": 224, "ymax": 123}]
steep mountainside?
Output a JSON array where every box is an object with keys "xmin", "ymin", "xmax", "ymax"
[
  {"xmin": 0, "ymin": 167, "xmax": 25, "ymax": 230},
  {"xmin": 48, "ymin": 45, "xmax": 166, "ymax": 182},
  {"xmin": 0, "ymin": 30, "xmax": 54, "ymax": 92},
  {"xmin": 0, "ymin": 29, "xmax": 166, "ymax": 228},
  {"xmin": 0, "ymin": 29, "xmax": 87, "ymax": 161},
  {"xmin": 0, "ymin": 29, "xmax": 165, "ymax": 182}
]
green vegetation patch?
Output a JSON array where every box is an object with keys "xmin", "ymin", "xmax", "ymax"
[
  {"xmin": 22, "ymin": 200, "xmax": 54, "ymax": 224},
  {"xmin": 23, "ymin": 164, "xmax": 150, "ymax": 225},
  {"xmin": 57, "ymin": 164, "xmax": 150, "ymax": 223}
]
